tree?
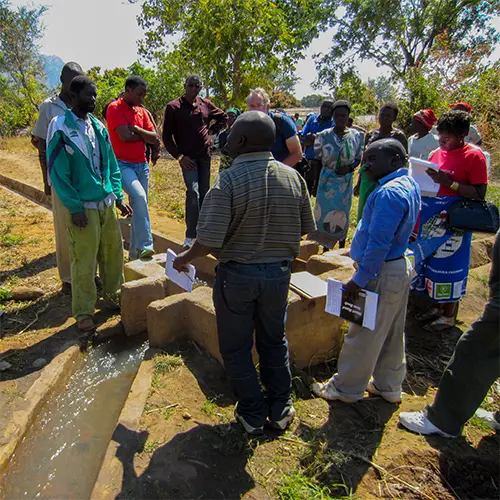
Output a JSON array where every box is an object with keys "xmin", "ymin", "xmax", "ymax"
[
  {"xmin": 300, "ymin": 94, "xmax": 330, "ymax": 107},
  {"xmin": 316, "ymin": 0, "xmax": 499, "ymax": 87},
  {"xmin": 129, "ymin": 0, "xmax": 333, "ymax": 108},
  {"xmin": 269, "ymin": 90, "xmax": 301, "ymax": 109},
  {"xmin": 366, "ymin": 76, "xmax": 397, "ymax": 103},
  {"xmin": 331, "ymin": 68, "xmax": 378, "ymax": 116},
  {"xmin": 0, "ymin": 0, "xmax": 48, "ymax": 133}
]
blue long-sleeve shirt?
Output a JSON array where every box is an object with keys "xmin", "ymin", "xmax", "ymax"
[
  {"xmin": 350, "ymin": 168, "xmax": 421, "ymax": 287},
  {"xmin": 301, "ymin": 114, "xmax": 334, "ymax": 159}
]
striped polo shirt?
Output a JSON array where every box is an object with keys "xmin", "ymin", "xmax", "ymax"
[{"xmin": 196, "ymin": 152, "xmax": 316, "ymax": 264}]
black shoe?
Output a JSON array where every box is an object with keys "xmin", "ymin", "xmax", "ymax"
[
  {"xmin": 95, "ymin": 275, "xmax": 103, "ymax": 291},
  {"xmin": 234, "ymin": 408, "xmax": 264, "ymax": 436},
  {"xmin": 61, "ymin": 282, "xmax": 72, "ymax": 295}
]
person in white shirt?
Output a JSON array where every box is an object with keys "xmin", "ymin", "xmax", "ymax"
[{"xmin": 408, "ymin": 108, "xmax": 439, "ymax": 160}]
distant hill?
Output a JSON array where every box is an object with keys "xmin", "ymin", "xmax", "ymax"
[{"xmin": 41, "ymin": 55, "xmax": 64, "ymax": 89}]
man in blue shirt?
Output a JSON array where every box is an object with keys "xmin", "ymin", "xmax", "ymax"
[
  {"xmin": 313, "ymin": 138, "xmax": 421, "ymax": 404},
  {"xmin": 246, "ymin": 88, "xmax": 302, "ymax": 167},
  {"xmin": 301, "ymin": 100, "xmax": 334, "ymax": 195}
]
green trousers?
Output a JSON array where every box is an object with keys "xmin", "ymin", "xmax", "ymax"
[
  {"xmin": 357, "ymin": 167, "xmax": 378, "ymax": 222},
  {"xmin": 67, "ymin": 205, "xmax": 124, "ymax": 320}
]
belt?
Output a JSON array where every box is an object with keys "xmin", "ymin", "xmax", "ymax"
[{"xmin": 385, "ymin": 255, "xmax": 404, "ymax": 262}]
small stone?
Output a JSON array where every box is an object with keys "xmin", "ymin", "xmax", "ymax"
[
  {"xmin": 0, "ymin": 361, "xmax": 12, "ymax": 371},
  {"xmin": 183, "ymin": 412, "xmax": 192, "ymax": 420},
  {"xmin": 32, "ymin": 358, "xmax": 47, "ymax": 369},
  {"xmin": 11, "ymin": 286, "xmax": 44, "ymax": 301}
]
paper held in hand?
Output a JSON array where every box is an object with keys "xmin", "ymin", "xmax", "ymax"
[
  {"xmin": 166, "ymin": 249, "xmax": 196, "ymax": 292},
  {"xmin": 409, "ymin": 157, "xmax": 440, "ymax": 197},
  {"xmin": 325, "ymin": 279, "xmax": 379, "ymax": 330}
]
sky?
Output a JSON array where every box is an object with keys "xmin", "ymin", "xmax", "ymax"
[{"xmin": 10, "ymin": 0, "xmax": 500, "ymax": 98}]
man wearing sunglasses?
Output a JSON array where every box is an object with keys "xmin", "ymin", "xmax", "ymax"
[{"xmin": 163, "ymin": 75, "xmax": 228, "ymax": 248}]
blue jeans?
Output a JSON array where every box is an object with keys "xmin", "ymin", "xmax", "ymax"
[
  {"xmin": 118, "ymin": 160, "xmax": 153, "ymax": 259},
  {"xmin": 213, "ymin": 260, "xmax": 293, "ymax": 427},
  {"xmin": 181, "ymin": 157, "xmax": 211, "ymax": 239}
]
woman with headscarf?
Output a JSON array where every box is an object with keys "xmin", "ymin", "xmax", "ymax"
[
  {"xmin": 408, "ymin": 109, "xmax": 439, "ymax": 159},
  {"xmin": 307, "ymin": 100, "xmax": 364, "ymax": 249},
  {"xmin": 217, "ymin": 107, "xmax": 241, "ymax": 172},
  {"xmin": 355, "ymin": 102, "xmax": 408, "ymax": 221},
  {"xmin": 411, "ymin": 110, "xmax": 488, "ymax": 331}
]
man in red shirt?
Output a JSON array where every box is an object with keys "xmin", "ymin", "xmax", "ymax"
[
  {"xmin": 163, "ymin": 75, "xmax": 227, "ymax": 248},
  {"xmin": 106, "ymin": 75, "xmax": 159, "ymax": 259}
]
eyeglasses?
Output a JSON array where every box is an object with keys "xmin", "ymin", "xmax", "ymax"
[{"xmin": 187, "ymin": 83, "xmax": 201, "ymax": 88}]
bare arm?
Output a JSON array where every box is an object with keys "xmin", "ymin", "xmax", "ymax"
[
  {"xmin": 282, "ymin": 135, "xmax": 303, "ymax": 167},
  {"xmin": 115, "ymin": 125, "xmax": 143, "ymax": 143},
  {"xmin": 130, "ymin": 126, "xmax": 159, "ymax": 145},
  {"xmin": 36, "ymin": 138, "xmax": 51, "ymax": 195}
]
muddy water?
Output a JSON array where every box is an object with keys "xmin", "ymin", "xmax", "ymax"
[{"xmin": 1, "ymin": 339, "xmax": 148, "ymax": 499}]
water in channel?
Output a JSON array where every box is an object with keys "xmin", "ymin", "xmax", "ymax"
[{"xmin": 1, "ymin": 339, "xmax": 148, "ymax": 499}]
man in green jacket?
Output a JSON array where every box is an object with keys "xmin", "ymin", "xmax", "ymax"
[{"xmin": 47, "ymin": 76, "xmax": 132, "ymax": 331}]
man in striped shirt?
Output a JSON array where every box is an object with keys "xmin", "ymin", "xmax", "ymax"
[{"xmin": 174, "ymin": 111, "xmax": 316, "ymax": 435}]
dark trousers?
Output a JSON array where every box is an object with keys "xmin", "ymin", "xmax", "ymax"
[
  {"xmin": 305, "ymin": 159, "xmax": 322, "ymax": 196},
  {"xmin": 181, "ymin": 157, "xmax": 211, "ymax": 239},
  {"xmin": 427, "ymin": 297, "xmax": 500, "ymax": 436},
  {"xmin": 213, "ymin": 260, "xmax": 293, "ymax": 427}
]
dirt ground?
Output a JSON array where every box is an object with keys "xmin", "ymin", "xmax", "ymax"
[{"xmin": 0, "ymin": 139, "xmax": 499, "ymax": 499}]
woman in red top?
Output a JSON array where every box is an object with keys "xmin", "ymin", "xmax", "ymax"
[{"xmin": 411, "ymin": 110, "xmax": 488, "ymax": 331}]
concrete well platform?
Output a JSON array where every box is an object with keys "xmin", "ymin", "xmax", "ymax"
[{"xmin": 121, "ymin": 245, "xmax": 355, "ymax": 369}]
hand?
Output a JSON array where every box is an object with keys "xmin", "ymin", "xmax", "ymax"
[
  {"xmin": 353, "ymin": 182, "xmax": 360, "ymax": 197},
  {"xmin": 173, "ymin": 250, "xmax": 191, "ymax": 273},
  {"xmin": 304, "ymin": 134, "xmax": 316, "ymax": 147},
  {"xmin": 426, "ymin": 169, "xmax": 451, "ymax": 186},
  {"xmin": 179, "ymin": 155, "xmax": 197, "ymax": 171},
  {"xmin": 116, "ymin": 201, "xmax": 133, "ymax": 218},
  {"xmin": 44, "ymin": 183, "xmax": 51, "ymax": 196},
  {"xmin": 72, "ymin": 211, "xmax": 88, "ymax": 228},
  {"xmin": 336, "ymin": 166, "xmax": 352, "ymax": 176},
  {"xmin": 343, "ymin": 279, "xmax": 362, "ymax": 302}
]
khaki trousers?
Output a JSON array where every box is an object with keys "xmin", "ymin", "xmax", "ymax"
[
  {"xmin": 330, "ymin": 258, "xmax": 412, "ymax": 400},
  {"xmin": 51, "ymin": 189, "xmax": 72, "ymax": 284}
]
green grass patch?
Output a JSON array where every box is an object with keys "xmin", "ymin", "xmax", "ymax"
[
  {"xmin": 201, "ymin": 395, "xmax": 223, "ymax": 417},
  {"xmin": 143, "ymin": 439, "xmax": 163, "ymax": 453},
  {"xmin": 277, "ymin": 472, "xmax": 338, "ymax": 500},
  {"xmin": 467, "ymin": 415, "xmax": 494, "ymax": 433},
  {"xmin": 486, "ymin": 183, "xmax": 500, "ymax": 207},
  {"xmin": 153, "ymin": 353, "xmax": 184, "ymax": 375},
  {"xmin": 0, "ymin": 287, "xmax": 12, "ymax": 302}
]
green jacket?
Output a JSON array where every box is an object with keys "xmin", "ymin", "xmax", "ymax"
[{"xmin": 47, "ymin": 109, "xmax": 123, "ymax": 213}]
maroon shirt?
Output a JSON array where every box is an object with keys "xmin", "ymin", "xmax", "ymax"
[{"xmin": 162, "ymin": 96, "xmax": 227, "ymax": 160}]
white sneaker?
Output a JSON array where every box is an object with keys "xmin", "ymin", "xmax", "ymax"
[
  {"xmin": 311, "ymin": 381, "xmax": 360, "ymax": 403},
  {"xmin": 268, "ymin": 406, "xmax": 296, "ymax": 431},
  {"xmin": 234, "ymin": 408, "xmax": 263, "ymax": 436},
  {"xmin": 475, "ymin": 409, "xmax": 500, "ymax": 430},
  {"xmin": 367, "ymin": 380, "xmax": 402, "ymax": 404},
  {"xmin": 183, "ymin": 238, "xmax": 195, "ymax": 249},
  {"xmin": 399, "ymin": 411, "xmax": 457, "ymax": 438}
]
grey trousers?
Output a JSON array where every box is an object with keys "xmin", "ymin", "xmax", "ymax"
[{"xmin": 329, "ymin": 258, "xmax": 412, "ymax": 400}]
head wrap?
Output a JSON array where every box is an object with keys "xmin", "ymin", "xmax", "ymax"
[
  {"xmin": 226, "ymin": 107, "xmax": 241, "ymax": 117},
  {"xmin": 450, "ymin": 101, "xmax": 472, "ymax": 113},
  {"xmin": 413, "ymin": 108, "xmax": 438, "ymax": 130}
]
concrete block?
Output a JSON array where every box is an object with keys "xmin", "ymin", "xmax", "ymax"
[
  {"xmin": 286, "ymin": 291, "xmax": 344, "ymax": 368},
  {"xmin": 124, "ymin": 258, "xmax": 165, "ymax": 282},
  {"xmin": 299, "ymin": 240, "xmax": 320, "ymax": 261},
  {"xmin": 121, "ymin": 276, "xmax": 167, "ymax": 336},
  {"xmin": 470, "ymin": 237, "xmax": 494, "ymax": 269},
  {"xmin": 306, "ymin": 251, "xmax": 355, "ymax": 276}
]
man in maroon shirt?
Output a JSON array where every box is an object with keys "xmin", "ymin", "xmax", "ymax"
[{"xmin": 163, "ymin": 75, "xmax": 227, "ymax": 248}]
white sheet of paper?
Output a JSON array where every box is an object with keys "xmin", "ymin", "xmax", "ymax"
[
  {"xmin": 290, "ymin": 272, "xmax": 327, "ymax": 298},
  {"xmin": 166, "ymin": 248, "xmax": 196, "ymax": 292},
  {"xmin": 325, "ymin": 279, "xmax": 379, "ymax": 331},
  {"xmin": 409, "ymin": 157, "xmax": 440, "ymax": 197}
]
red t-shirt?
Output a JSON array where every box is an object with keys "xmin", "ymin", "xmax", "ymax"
[
  {"xmin": 430, "ymin": 144, "xmax": 488, "ymax": 197},
  {"xmin": 106, "ymin": 98, "xmax": 155, "ymax": 163}
]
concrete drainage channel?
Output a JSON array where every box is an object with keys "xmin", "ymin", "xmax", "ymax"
[{"xmin": 0, "ymin": 337, "xmax": 148, "ymax": 498}]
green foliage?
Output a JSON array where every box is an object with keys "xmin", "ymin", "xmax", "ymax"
[
  {"xmin": 0, "ymin": 0, "xmax": 48, "ymax": 134},
  {"xmin": 332, "ymin": 69, "xmax": 378, "ymax": 116},
  {"xmin": 129, "ymin": 0, "xmax": 333, "ymax": 108},
  {"xmin": 277, "ymin": 472, "xmax": 337, "ymax": 499},
  {"xmin": 300, "ymin": 94, "xmax": 331, "ymax": 108},
  {"xmin": 366, "ymin": 76, "xmax": 397, "ymax": 103},
  {"xmin": 269, "ymin": 89, "xmax": 301, "ymax": 109},
  {"xmin": 153, "ymin": 353, "xmax": 184, "ymax": 374},
  {"xmin": 0, "ymin": 287, "xmax": 12, "ymax": 302}
]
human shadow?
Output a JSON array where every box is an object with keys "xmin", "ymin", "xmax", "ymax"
[
  {"xmin": 296, "ymin": 397, "xmax": 398, "ymax": 497},
  {"xmin": 158, "ymin": 340, "xmax": 235, "ymax": 408},
  {"xmin": 0, "ymin": 252, "xmax": 57, "ymax": 283},
  {"xmin": 424, "ymin": 432, "xmax": 500, "ymax": 499},
  {"xmin": 113, "ymin": 421, "xmax": 257, "ymax": 499},
  {"xmin": 0, "ymin": 307, "xmax": 115, "ymax": 382}
]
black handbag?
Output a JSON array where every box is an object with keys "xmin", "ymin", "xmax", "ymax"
[{"xmin": 447, "ymin": 198, "xmax": 500, "ymax": 234}]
